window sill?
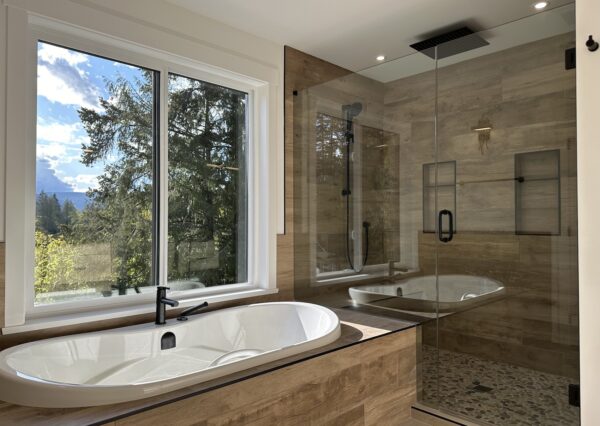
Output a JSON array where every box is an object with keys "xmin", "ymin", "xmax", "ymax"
[{"xmin": 2, "ymin": 288, "xmax": 279, "ymax": 335}]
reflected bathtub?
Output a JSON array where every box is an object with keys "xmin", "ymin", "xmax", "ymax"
[
  {"xmin": 0, "ymin": 302, "xmax": 340, "ymax": 408},
  {"xmin": 349, "ymin": 274, "xmax": 505, "ymax": 313}
]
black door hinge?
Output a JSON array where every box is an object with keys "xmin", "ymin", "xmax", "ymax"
[
  {"xmin": 565, "ymin": 47, "xmax": 576, "ymax": 70},
  {"xmin": 569, "ymin": 383, "xmax": 580, "ymax": 407}
]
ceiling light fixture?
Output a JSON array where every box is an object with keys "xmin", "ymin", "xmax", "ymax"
[
  {"xmin": 376, "ymin": 55, "xmax": 386, "ymax": 61},
  {"xmin": 533, "ymin": 1, "xmax": 548, "ymax": 10}
]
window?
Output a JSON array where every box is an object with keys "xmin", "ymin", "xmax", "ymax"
[
  {"xmin": 4, "ymin": 14, "xmax": 277, "ymax": 330},
  {"xmin": 32, "ymin": 41, "xmax": 249, "ymax": 307},
  {"xmin": 35, "ymin": 41, "xmax": 157, "ymax": 305},
  {"xmin": 167, "ymin": 74, "xmax": 248, "ymax": 288}
]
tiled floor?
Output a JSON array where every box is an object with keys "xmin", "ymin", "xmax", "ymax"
[{"xmin": 421, "ymin": 345, "xmax": 580, "ymax": 426}]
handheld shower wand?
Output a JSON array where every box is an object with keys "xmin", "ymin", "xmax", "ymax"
[{"xmin": 341, "ymin": 102, "xmax": 369, "ymax": 272}]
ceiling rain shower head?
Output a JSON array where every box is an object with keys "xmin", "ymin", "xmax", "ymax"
[
  {"xmin": 410, "ymin": 26, "xmax": 489, "ymax": 59},
  {"xmin": 342, "ymin": 102, "xmax": 363, "ymax": 121}
]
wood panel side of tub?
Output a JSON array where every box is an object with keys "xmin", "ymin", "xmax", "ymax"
[{"xmin": 116, "ymin": 328, "xmax": 417, "ymax": 426}]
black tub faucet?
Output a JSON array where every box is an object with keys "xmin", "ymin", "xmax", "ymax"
[
  {"xmin": 156, "ymin": 286, "xmax": 179, "ymax": 325},
  {"xmin": 177, "ymin": 301, "xmax": 209, "ymax": 321}
]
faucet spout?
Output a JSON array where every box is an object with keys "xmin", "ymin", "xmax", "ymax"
[{"xmin": 155, "ymin": 286, "xmax": 178, "ymax": 325}]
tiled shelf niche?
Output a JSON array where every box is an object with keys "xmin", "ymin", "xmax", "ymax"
[
  {"xmin": 515, "ymin": 149, "xmax": 561, "ymax": 236},
  {"xmin": 423, "ymin": 161, "xmax": 457, "ymax": 233}
]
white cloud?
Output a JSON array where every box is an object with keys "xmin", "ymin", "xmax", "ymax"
[
  {"xmin": 37, "ymin": 64, "xmax": 101, "ymax": 111},
  {"xmin": 63, "ymin": 174, "xmax": 99, "ymax": 192},
  {"xmin": 37, "ymin": 42, "xmax": 102, "ymax": 111},
  {"xmin": 36, "ymin": 120, "xmax": 90, "ymax": 170},
  {"xmin": 37, "ymin": 121, "xmax": 89, "ymax": 146},
  {"xmin": 169, "ymin": 75, "xmax": 194, "ymax": 92},
  {"xmin": 38, "ymin": 43, "xmax": 88, "ymax": 67},
  {"xmin": 37, "ymin": 142, "xmax": 69, "ymax": 159},
  {"xmin": 37, "ymin": 143, "xmax": 81, "ymax": 170}
]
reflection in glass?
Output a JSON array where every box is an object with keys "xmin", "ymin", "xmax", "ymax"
[{"xmin": 167, "ymin": 74, "xmax": 248, "ymax": 288}]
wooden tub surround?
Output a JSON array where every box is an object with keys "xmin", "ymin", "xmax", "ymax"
[{"xmin": 0, "ymin": 308, "xmax": 419, "ymax": 425}]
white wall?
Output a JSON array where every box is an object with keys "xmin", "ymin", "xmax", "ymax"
[
  {"xmin": 577, "ymin": 0, "xmax": 600, "ymax": 424},
  {"xmin": 0, "ymin": 4, "xmax": 6, "ymax": 241}
]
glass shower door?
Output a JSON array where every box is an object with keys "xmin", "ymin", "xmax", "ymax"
[{"xmin": 432, "ymin": 5, "xmax": 579, "ymax": 424}]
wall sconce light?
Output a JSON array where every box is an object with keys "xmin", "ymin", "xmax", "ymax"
[{"xmin": 472, "ymin": 117, "xmax": 492, "ymax": 154}]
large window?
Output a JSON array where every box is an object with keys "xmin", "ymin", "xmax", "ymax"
[{"xmin": 34, "ymin": 41, "xmax": 249, "ymax": 306}]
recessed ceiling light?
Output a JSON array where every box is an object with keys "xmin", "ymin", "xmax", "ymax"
[
  {"xmin": 533, "ymin": 1, "xmax": 548, "ymax": 10},
  {"xmin": 376, "ymin": 55, "xmax": 386, "ymax": 61}
]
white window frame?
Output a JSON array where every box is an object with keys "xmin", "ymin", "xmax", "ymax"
[{"xmin": 3, "ymin": 12, "xmax": 277, "ymax": 333}]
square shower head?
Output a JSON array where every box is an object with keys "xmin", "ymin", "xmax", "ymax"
[{"xmin": 410, "ymin": 26, "xmax": 489, "ymax": 59}]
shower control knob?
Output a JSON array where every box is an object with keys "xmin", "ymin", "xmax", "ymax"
[{"xmin": 586, "ymin": 35, "xmax": 599, "ymax": 52}]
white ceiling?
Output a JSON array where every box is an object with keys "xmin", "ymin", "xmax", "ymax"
[
  {"xmin": 168, "ymin": 0, "xmax": 574, "ymax": 72},
  {"xmin": 361, "ymin": 3, "xmax": 575, "ymax": 82}
]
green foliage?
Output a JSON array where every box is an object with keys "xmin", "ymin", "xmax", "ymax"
[
  {"xmin": 34, "ymin": 69, "xmax": 247, "ymax": 298},
  {"xmin": 35, "ymin": 231, "xmax": 77, "ymax": 294},
  {"xmin": 167, "ymin": 75, "xmax": 247, "ymax": 285}
]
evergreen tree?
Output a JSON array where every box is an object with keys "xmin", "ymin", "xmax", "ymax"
[
  {"xmin": 60, "ymin": 199, "xmax": 79, "ymax": 234},
  {"xmin": 70, "ymin": 71, "xmax": 246, "ymax": 292},
  {"xmin": 36, "ymin": 192, "xmax": 63, "ymax": 235},
  {"xmin": 77, "ymin": 72, "xmax": 154, "ymax": 294}
]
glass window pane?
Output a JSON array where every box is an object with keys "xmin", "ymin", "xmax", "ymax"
[
  {"xmin": 167, "ymin": 74, "xmax": 248, "ymax": 289},
  {"xmin": 35, "ymin": 41, "xmax": 156, "ymax": 305}
]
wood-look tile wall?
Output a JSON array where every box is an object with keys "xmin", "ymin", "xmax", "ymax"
[
  {"xmin": 285, "ymin": 46, "xmax": 348, "ymax": 299},
  {"xmin": 287, "ymin": 47, "xmax": 402, "ymax": 298},
  {"xmin": 114, "ymin": 329, "xmax": 417, "ymax": 426},
  {"xmin": 0, "ymin": 243, "xmax": 4, "ymax": 332},
  {"xmin": 387, "ymin": 32, "xmax": 578, "ymax": 378},
  {"xmin": 291, "ymin": 32, "xmax": 578, "ymax": 378}
]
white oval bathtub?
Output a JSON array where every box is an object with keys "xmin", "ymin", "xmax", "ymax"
[
  {"xmin": 0, "ymin": 302, "xmax": 340, "ymax": 408},
  {"xmin": 349, "ymin": 275, "xmax": 505, "ymax": 313}
]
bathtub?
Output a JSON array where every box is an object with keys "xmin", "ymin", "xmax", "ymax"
[
  {"xmin": 349, "ymin": 275, "xmax": 505, "ymax": 313},
  {"xmin": 0, "ymin": 302, "xmax": 340, "ymax": 408}
]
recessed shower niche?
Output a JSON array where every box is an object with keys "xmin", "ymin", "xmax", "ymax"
[{"xmin": 515, "ymin": 149, "xmax": 561, "ymax": 235}]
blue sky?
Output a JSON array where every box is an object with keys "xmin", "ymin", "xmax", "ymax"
[{"xmin": 36, "ymin": 41, "xmax": 143, "ymax": 194}]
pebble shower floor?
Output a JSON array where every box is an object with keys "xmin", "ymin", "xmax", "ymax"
[{"xmin": 421, "ymin": 345, "xmax": 579, "ymax": 426}]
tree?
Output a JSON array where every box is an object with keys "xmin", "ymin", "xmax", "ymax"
[
  {"xmin": 72, "ymin": 71, "xmax": 246, "ymax": 293},
  {"xmin": 167, "ymin": 75, "xmax": 246, "ymax": 285},
  {"xmin": 35, "ymin": 230, "xmax": 77, "ymax": 294},
  {"xmin": 77, "ymin": 72, "xmax": 154, "ymax": 294},
  {"xmin": 36, "ymin": 191, "xmax": 63, "ymax": 235}
]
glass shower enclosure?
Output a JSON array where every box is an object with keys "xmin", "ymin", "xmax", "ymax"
[{"xmin": 293, "ymin": 3, "xmax": 578, "ymax": 425}]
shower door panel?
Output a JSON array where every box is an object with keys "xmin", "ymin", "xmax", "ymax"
[{"xmin": 432, "ymin": 11, "xmax": 579, "ymax": 425}]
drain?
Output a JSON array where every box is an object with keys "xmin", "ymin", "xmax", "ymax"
[
  {"xmin": 472, "ymin": 384, "xmax": 493, "ymax": 393},
  {"xmin": 466, "ymin": 380, "xmax": 493, "ymax": 394}
]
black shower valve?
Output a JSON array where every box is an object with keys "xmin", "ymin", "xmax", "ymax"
[{"xmin": 586, "ymin": 35, "xmax": 599, "ymax": 52}]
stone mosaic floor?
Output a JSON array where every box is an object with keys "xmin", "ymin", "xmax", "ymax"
[{"xmin": 421, "ymin": 345, "xmax": 580, "ymax": 426}]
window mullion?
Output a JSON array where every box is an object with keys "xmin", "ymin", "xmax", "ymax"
[
  {"xmin": 151, "ymin": 70, "xmax": 161, "ymax": 288},
  {"xmin": 158, "ymin": 67, "xmax": 169, "ymax": 287}
]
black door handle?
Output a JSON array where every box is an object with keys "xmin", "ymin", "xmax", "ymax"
[{"xmin": 438, "ymin": 209, "xmax": 454, "ymax": 243}]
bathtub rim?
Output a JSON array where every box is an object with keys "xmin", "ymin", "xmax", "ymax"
[
  {"xmin": 0, "ymin": 301, "xmax": 342, "ymax": 408},
  {"xmin": 348, "ymin": 274, "xmax": 506, "ymax": 313}
]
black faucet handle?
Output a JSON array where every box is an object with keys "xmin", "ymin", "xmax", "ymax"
[{"xmin": 177, "ymin": 301, "xmax": 209, "ymax": 321}]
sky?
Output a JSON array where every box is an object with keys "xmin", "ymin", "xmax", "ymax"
[{"xmin": 36, "ymin": 41, "xmax": 143, "ymax": 194}]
